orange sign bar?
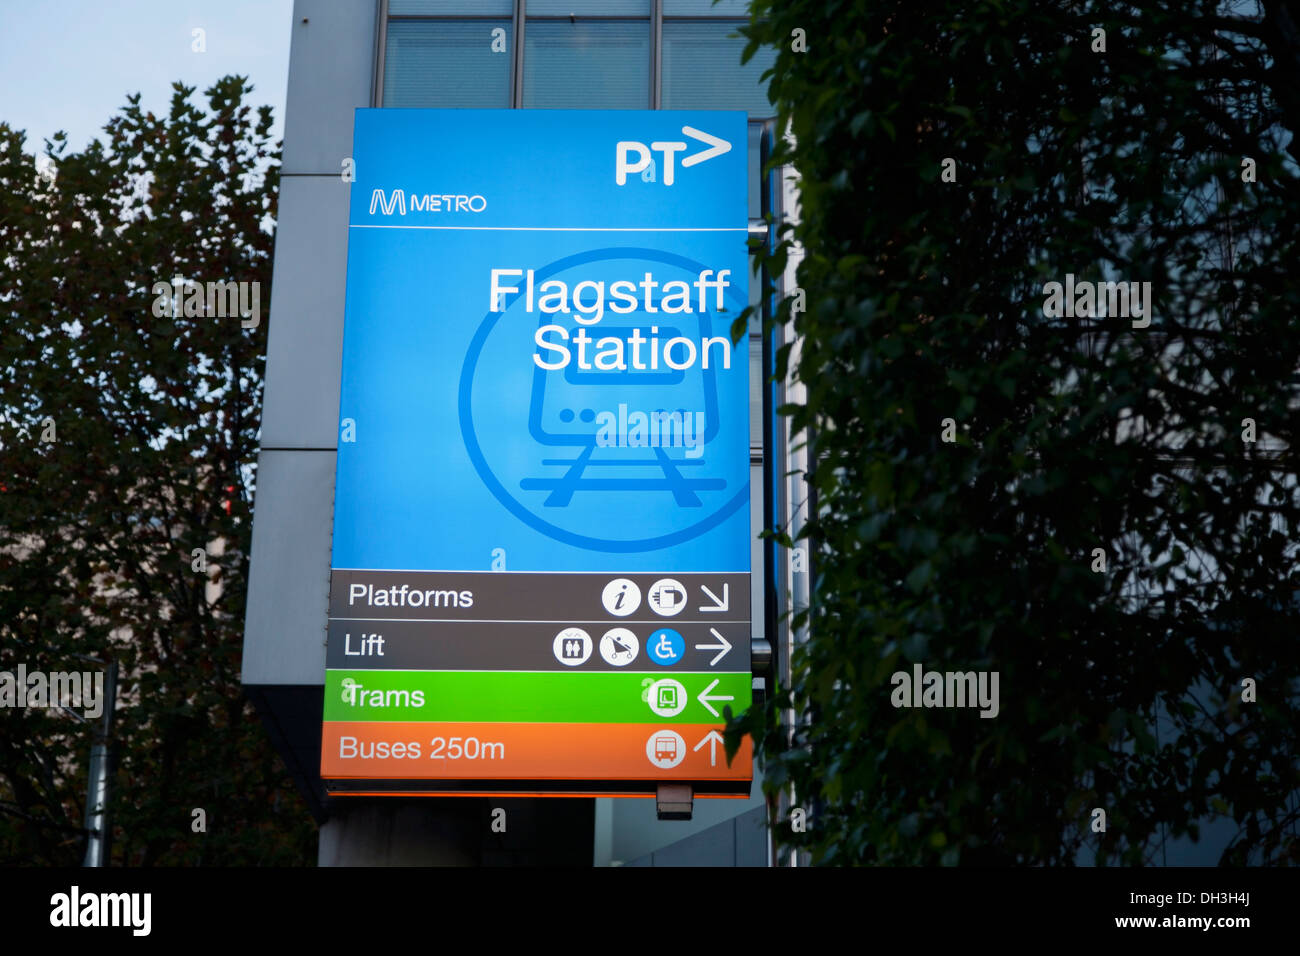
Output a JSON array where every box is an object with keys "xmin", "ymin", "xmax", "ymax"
[{"xmin": 322, "ymin": 721, "xmax": 752, "ymax": 781}]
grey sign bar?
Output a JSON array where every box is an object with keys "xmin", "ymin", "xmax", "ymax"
[
  {"xmin": 325, "ymin": 618, "xmax": 751, "ymax": 672},
  {"xmin": 328, "ymin": 569, "xmax": 750, "ymax": 626}
]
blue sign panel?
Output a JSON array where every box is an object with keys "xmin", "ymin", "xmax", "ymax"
[
  {"xmin": 325, "ymin": 110, "xmax": 752, "ymax": 794},
  {"xmin": 332, "ymin": 110, "xmax": 750, "ymax": 574}
]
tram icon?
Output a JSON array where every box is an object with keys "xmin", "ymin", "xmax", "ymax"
[{"xmin": 522, "ymin": 303, "xmax": 726, "ymax": 509}]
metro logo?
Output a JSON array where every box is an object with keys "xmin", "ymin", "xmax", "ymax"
[
  {"xmin": 368, "ymin": 188, "xmax": 405, "ymax": 216},
  {"xmin": 615, "ymin": 126, "xmax": 732, "ymax": 185},
  {"xmin": 367, "ymin": 190, "xmax": 487, "ymax": 215}
]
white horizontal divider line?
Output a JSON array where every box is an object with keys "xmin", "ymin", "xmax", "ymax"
[
  {"xmin": 323, "ymin": 671, "xmax": 738, "ymax": 676},
  {"xmin": 348, "ymin": 224, "xmax": 748, "ymax": 232},
  {"xmin": 329, "ymin": 617, "xmax": 750, "ymax": 624},
  {"xmin": 332, "ymin": 567, "xmax": 750, "ymax": 573}
]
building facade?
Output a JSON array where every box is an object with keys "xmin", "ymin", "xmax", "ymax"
[{"xmin": 242, "ymin": 0, "xmax": 793, "ymax": 866}]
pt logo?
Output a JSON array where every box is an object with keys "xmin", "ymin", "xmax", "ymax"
[{"xmin": 615, "ymin": 127, "xmax": 731, "ymax": 185}]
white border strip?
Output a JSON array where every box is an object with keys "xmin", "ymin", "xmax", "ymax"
[
  {"xmin": 348, "ymin": 224, "xmax": 749, "ymax": 231},
  {"xmin": 331, "ymin": 568, "xmax": 751, "ymax": 574}
]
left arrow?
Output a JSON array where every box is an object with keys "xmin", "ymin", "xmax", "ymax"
[
  {"xmin": 697, "ymin": 678, "xmax": 735, "ymax": 718},
  {"xmin": 681, "ymin": 126, "xmax": 731, "ymax": 168}
]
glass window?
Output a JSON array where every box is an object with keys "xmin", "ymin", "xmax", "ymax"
[
  {"xmin": 389, "ymin": 0, "xmax": 512, "ymax": 14},
  {"xmin": 524, "ymin": 21, "xmax": 650, "ymax": 109},
  {"xmin": 527, "ymin": 0, "xmax": 650, "ymax": 14},
  {"xmin": 661, "ymin": 20, "xmax": 775, "ymax": 113},
  {"xmin": 663, "ymin": 0, "xmax": 752, "ymax": 14},
  {"xmin": 384, "ymin": 20, "xmax": 514, "ymax": 108}
]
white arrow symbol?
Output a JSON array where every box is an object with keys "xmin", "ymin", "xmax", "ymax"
[
  {"xmin": 699, "ymin": 583, "xmax": 728, "ymax": 613},
  {"xmin": 697, "ymin": 678, "xmax": 734, "ymax": 718},
  {"xmin": 681, "ymin": 126, "xmax": 731, "ymax": 168},
  {"xmin": 693, "ymin": 628, "xmax": 733, "ymax": 666},
  {"xmin": 693, "ymin": 729, "xmax": 725, "ymax": 767}
]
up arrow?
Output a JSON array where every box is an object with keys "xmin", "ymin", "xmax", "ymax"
[
  {"xmin": 697, "ymin": 678, "xmax": 734, "ymax": 718},
  {"xmin": 693, "ymin": 628, "xmax": 733, "ymax": 666},
  {"xmin": 681, "ymin": 126, "xmax": 731, "ymax": 168},
  {"xmin": 693, "ymin": 729, "xmax": 725, "ymax": 767}
]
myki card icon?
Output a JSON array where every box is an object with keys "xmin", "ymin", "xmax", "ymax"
[
  {"xmin": 648, "ymin": 578, "xmax": 687, "ymax": 616},
  {"xmin": 647, "ymin": 628, "xmax": 684, "ymax": 665}
]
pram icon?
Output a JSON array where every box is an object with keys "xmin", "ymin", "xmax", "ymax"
[{"xmin": 522, "ymin": 295, "xmax": 730, "ymax": 510}]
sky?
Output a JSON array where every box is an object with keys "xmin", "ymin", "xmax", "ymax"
[{"xmin": 0, "ymin": 0, "xmax": 293, "ymax": 156}]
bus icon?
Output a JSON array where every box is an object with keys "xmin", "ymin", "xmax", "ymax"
[{"xmin": 647, "ymin": 729, "xmax": 686, "ymax": 769}]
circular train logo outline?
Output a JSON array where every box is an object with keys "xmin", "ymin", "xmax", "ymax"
[{"xmin": 459, "ymin": 247, "xmax": 748, "ymax": 553}]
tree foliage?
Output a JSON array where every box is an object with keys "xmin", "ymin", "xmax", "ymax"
[
  {"xmin": 733, "ymin": 0, "xmax": 1300, "ymax": 864},
  {"xmin": 0, "ymin": 77, "xmax": 314, "ymax": 865}
]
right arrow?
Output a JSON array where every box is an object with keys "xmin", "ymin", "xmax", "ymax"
[
  {"xmin": 693, "ymin": 628, "xmax": 733, "ymax": 666},
  {"xmin": 680, "ymin": 126, "xmax": 732, "ymax": 168},
  {"xmin": 699, "ymin": 583, "xmax": 728, "ymax": 613},
  {"xmin": 693, "ymin": 729, "xmax": 725, "ymax": 767}
]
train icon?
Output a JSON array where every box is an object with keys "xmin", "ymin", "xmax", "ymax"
[
  {"xmin": 522, "ymin": 317, "xmax": 723, "ymax": 508},
  {"xmin": 458, "ymin": 246, "xmax": 752, "ymax": 553},
  {"xmin": 519, "ymin": 253, "xmax": 742, "ymax": 511}
]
